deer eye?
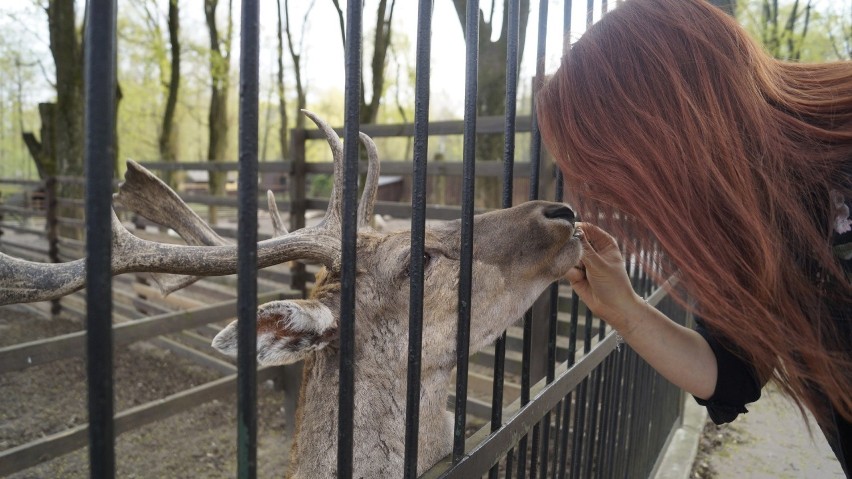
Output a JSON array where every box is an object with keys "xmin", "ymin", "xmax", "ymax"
[{"xmin": 404, "ymin": 251, "xmax": 433, "ymax": 278}]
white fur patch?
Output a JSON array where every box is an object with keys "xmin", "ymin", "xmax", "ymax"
[{"xmin": 211, "ymin": 321, "xmax": 238, "ymax": 356}]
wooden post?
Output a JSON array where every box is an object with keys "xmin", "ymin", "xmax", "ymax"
[
  {"xmin": 289, "ymin": 127, "xmax": 307, "ymax": 296},
  {"xmin": 45, "ymin": 176, "xmax": 61, "ymax": 317}
]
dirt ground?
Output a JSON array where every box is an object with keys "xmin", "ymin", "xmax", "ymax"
[
  {"xmin": 16, "ymin": 294, "xmax": 845, "ymax": 479},
  {"xmin": 0, "ymin": 306, "xmax": 293, "ymax": 478}
]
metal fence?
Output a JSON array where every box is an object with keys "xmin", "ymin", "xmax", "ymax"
[{"xmin": 9, "ymin": 0, "xmax": 691, "ymax": 478}]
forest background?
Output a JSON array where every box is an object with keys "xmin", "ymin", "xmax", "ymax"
[{"xmin": 0, "ymin": 0, "xmax": 848, "ymax": 198}]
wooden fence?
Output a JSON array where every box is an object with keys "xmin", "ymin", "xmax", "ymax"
[{"xmin": 0, "ymin": 116, "xmax": 605, "ymax": 476}]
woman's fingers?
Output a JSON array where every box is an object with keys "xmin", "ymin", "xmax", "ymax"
[
  {"xmin": 566, "ymin": 266, "xmax": 585, "ymax": 284},
  {"xmin": 578, "ymin": 222, "xmax": 618, "ymax": 251},
  {"xmin": 577, "ymin": 226, "xmax": 607, "ymax": 269},
  {"xmin": 578, "ymin": 222, "xmax": 623, "ymax": 265}
]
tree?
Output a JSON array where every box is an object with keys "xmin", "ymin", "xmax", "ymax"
[
  {"xmin": 203, "ymin": 0, "xmax": 233, "ymax": 223},
  {"xmin": 361, "ymin": 0, "xmax": 396, "ymax": 125},
  {"xmin": 452, "ymin": 0, "xmax": 532, "ymax": 207},
  {"xmin": 283, "ymin": 0, "xmax": 315, "ymax": 132},
  {"xmin": 739, "ymin": 0, "xmax": 813, "ymax": 60},
  {"xmin": 137, "ymin": 0, "xmax": 181, "ymax": 187},
  {"xmin": 276, "ymin": 0, "xmax": 288, "ymax": 159},
  {"xmin": 23, "ymin": 0, "xmax": 84, "ymax": 179},
  {"xmin": 330, "ymin": 0, "xmax": 397, "ymax": 126},
  {"xmin": 161, "ymin": 0, "xmax": 181, "ymax": 187},
  {"xmin": 737, "ymin": 0, "xmax": 849, "ymax": 61},
  {"xmin": 821, "ymin": 2, "xmax": 851, "ymax": 60}
]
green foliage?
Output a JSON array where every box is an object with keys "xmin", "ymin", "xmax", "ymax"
[{"xmin": 737, "ymin": 0, "xmax": 851, "ymax": 61}]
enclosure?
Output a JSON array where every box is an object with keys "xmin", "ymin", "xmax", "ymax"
[{"xmin": 1, "ymin": 0, "xmax": 694, "ymax": 477}]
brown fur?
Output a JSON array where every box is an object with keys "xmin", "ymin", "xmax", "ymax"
[{"xmin": 213, "ymin": 201, "xmax": 582, "ymax": 477}]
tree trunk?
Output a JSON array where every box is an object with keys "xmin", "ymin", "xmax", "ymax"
[
  {"xmin": 360, "ymin": 0, "xmax": 396, "ymax": 125},
  {"xmin": 160, "ymin": 0, "xmax": 181, "ymax": 189},
  {"xmin": 48, "ymin": 0, "xmax": 84, "ymax": 178},
  {"xmin": 330, "ymin": 0, "xmax": 396, "ymax": 126},
  {"xmin": 22, "ymin": 103, "xmax": 58, "ymax": 179},
  {"xmin": 276, "ymin": 0, "xmax": 288, "ymax": 159},
  {"xmin": 284, "ymin": 0, "xmax": 310, "ymax": 130},
  {"xmin": 204, "ymin": 0, "xmax": 233, "ymax": 223},
  {"xmin": 754, "ymin": 0, "xmax": 812, "ymax": 60},
  {"xmin": 452, "ymin": 0, "xmax": 532, "ymax": 208}
]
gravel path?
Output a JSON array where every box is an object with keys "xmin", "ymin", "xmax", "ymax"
[{"xmin": 690, "ymin": 383, "xmax": 845, "ymax": 478}]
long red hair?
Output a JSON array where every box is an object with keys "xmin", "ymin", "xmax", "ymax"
[{"xmin": 537, "ymin": 0, "xmax": 852, "ymax": 425}]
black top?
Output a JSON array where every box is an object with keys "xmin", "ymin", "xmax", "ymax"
[{"xmin": 693, "ymin": 189, "xmax": 852, "ymax": 477}]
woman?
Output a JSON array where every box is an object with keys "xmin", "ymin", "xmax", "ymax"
[{"xmin": 536, "ymin": 0, "xmax": 851, "ymax": 474}]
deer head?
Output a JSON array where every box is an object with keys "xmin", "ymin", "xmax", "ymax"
[
  {"xmin": 207, "ymin": 115, "xmax": 581, "ymax": 476},
  {"xmin": 0, "ymin": 111, "xmax": 582, "ymax": 478}
]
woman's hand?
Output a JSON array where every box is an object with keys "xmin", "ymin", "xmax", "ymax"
[
  {"xmin": 567, "ymin": 223, "xmax": 719, "ymax": 399},
  {"xmin": 567, "ymin": 222, "xmax": 644, "ymax": 329}
]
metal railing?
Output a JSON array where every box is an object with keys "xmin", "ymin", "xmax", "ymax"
[{"xmin": 0, "ymin": 0, "xmax": 691, "ymax": 478}]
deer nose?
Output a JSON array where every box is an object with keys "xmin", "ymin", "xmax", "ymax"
[{"xmin": 543, "ymin": 204, "xmax": 576, "ymax": 226}]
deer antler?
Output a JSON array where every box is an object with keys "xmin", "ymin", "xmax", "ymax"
[
  {"xmin": 114, "ymin": 159, "xmax": 232, "ymax": 295},
  {"xmin": 358, "ymin": 131, "xmax": 380, "ymax": 229},
  {"xmin": 0, "ymin": 110, "xmax": 379, "ymax": 305}
]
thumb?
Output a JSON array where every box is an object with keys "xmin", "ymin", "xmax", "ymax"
[{"xmin": 566, "ymin": 266, "xmax": 585, "ymax": 284}]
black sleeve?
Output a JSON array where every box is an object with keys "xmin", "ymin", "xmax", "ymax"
[{"xmin": 692, "ymin": 316, "xmax": 763, "ymax": 424}]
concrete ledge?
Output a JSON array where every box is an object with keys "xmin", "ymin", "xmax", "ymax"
[{"xmin": 654, "ymin": 396, "xmax": 708, "ymax": 479}]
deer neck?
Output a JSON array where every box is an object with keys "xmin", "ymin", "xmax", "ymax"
[{"xmin": 287, "ymin": 349, "xmax": 454, "ymax": 478}]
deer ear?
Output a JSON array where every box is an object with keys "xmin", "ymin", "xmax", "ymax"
[{"xmin": 211, "ymin": 300, "xmax": 338, "ymax": 365}]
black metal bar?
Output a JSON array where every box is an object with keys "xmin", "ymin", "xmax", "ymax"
[
  {"xmin": 516, "ymin": 1, "xmax": 550, "ymax": 474},
  {"xmin": 338, "ymin": 0, "xmax": 362, "ymax": 476},
  {"xmin": 433, "ymin": 334, "xmax": 618, "ymax": 478},
  {"xmin": 570, "ymin": 378, "xmax": 588, "ymax": 477},
  {"xmin": 571, "ymin": 305, "xmax": 595, "ymax": 477},
  {"xmin": 83, "ymin": 1, "xmax": 117, "ymax": 476},
  {"xmin": 550, "ymin": 402, "xmax": 562, "ymax": 476},
  {"xmin": 625, "ymin": 349, "xmax": 643, "ymax": 474},
  {"xmin": 556, "ymin": 391, "xmax": 572, "ymax": 479},
  {"xmin": 537, "ymin": 282, "xmax": 560, "ymax": 477},
  {"xmin": 403, "ymin": 1, "xmax": 433, "ymax": 477},
  {"xmin": 559, "ymin": 291, "xmax": 580, "ymax": 478},
  {"xmin": 488, "ymin": 1, "xmax": 520, "ymax": 476},
  {"xmin": 452, "ymin": 0, "xmax": 479, "ymax": 463},
  {"xmin": 528, "ymin": 0, "xmax": 548, "ymax": 202},
  {"xmin": 236, "ymin": 0, "xmax": 260, "ymax": 476},
  {"xmin": 529, "ymin": 422, "xmax": 541, "ymax": 478},
  {"xmin": 582, "ymin": 365, "xmax": 603, "ymax": 477},
  {"xmin": 542, "ymin": 171, "xmax": 563, "ymax": 479},
  {"xmin": 502, "ymin": 0, "xmax": 520, "ymax": 211},
  {"xmin": 594, "ymin": 354, "xmax": 616, "ymax": 477},
  {"xmin": 602, "ymin": 351, "xmax": 625, "ymax": 478},
  {"xmin": 614, "ymin": 352, "xmax": 632, "ymax": 478},
  {"xmin": 586, "ymin": 0, "xmax": 594, "ymax": 26},
  {"xmin": 516, "ymin": 309, "xmax": 532, "ymax": 478},
  {"xmin": 564, "ymin": 0, "xmax": 573, "ymax": 46}
]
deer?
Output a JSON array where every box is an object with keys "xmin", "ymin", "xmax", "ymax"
[{"xmin": 0, "ymin": 111, "xmax": 583, "ymax": 478}]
